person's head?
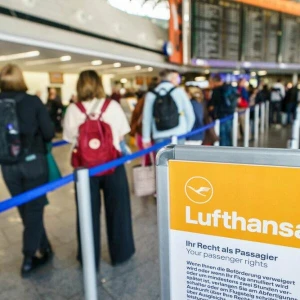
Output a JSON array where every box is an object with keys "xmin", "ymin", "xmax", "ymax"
[
  {"xmin": 159, "ymin": 69, "xmax": 181, "ymax": 86},
  {"xmin": 48, "ymin": 88, "xmax": 58, "ymax": 100},
  {"xmin": 210, "ymin": 74, "xmax": 223, "ymax": 88},
  {"xmin": 77, "ymin": 70, "xmax": 105, "ymax": 102},
  {"xmin": 238, "ymin": 78, "xmax": 246, "ymax": 87},
  {"xmin": 0, "ymin": 64, "xmax": 28, "ymax": 92},
  {"xmin": 186, "ymin": 86, "xmax": 203, "ymax": 103}
]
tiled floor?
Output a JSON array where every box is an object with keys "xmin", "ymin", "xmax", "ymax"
[{"xmin": 0, "ymin": 126, "xmax": 290, "ymax": 300}]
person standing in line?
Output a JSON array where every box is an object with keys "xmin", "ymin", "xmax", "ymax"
[
  {"xmin": 46, "ymin": 88, "xmax": 63, "ymax": 133},
  {"xmin": 270, "ymin": 79, "xmax": 285, "ymax": 128},
  {"xmin": 142, "ymin": 69, "xmax": 195, "ymax": 148},
  {"xmin": 209, "ymin": 75, "xmax": 238, "ymax": 146},
  {"xmin": 63, "ymin": 70, "xmax": 135, "ymax": 271},
  {"xmin": 237, "ymin": 78, "xmax": 250, "ymax": 138},
  {"xmin": 0, "ymin": 64, "xmax": 55, "ymax": 277},
  {"xmin": 284, "ymin": 84, "xmax": 298, "ymax": 125},
  {"xmin": 111, "ymin": 87, "xmax": 121, "ymax": 104},
  {"xmin": 130, "ymin": 79, "xmax": 158, "ymax": 165},
  {"xmin": 185, "ymin": 85, "xmax": 205, "ymax": 145}
]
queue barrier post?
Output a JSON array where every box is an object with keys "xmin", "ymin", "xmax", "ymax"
[
  {"xmin": 232, "ymin": 112, "xmax": 238, "ymax": 147},
  {"xmin": 265, "ymin": 101, "xmax": 270, "ymax": 129},
  {"xmin": 244, "ymin": 108, "xmax": 250, "ymax": 148},
  {"xmin": 214, "ymin": 119, "xmax": 220, "ymax": 146},
  {"xmin": 260, "ymin": 103, "xmax": 265, "ymax": 134},
  {"xmin": 254, "ymin": 105, "xmax": 259, "ymax": 141},
  {"xmin": 171, "ymin": 136, "xmax": 178, "ymax": 145},
  {"xmin": 75, "ymin": 168, "xmax": 98, "ymax": 300},
  {"xmin": 297, "ymin": 105, "xmax": 300, "ymax": 125},
  {"xmin": 292, "ymin": 119, "xmax": 300, "ymax": 149}
]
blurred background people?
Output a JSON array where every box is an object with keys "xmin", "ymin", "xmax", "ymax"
[
  {"xmin": 111, "ymin": 87, "xmax": 121, "ymax": 104},
  {"xmin": 270, "ymin": 79, "xmax": 285, "ymax": 127},
  {"xmin": 284, "ymin": 84, "xmax": 298, "ymax": 125},
  {"xmin": 0, "ymin": 64, "xmax": 55, "ymax": 277},
  {"xmin": 185, "ymin": 85, "xmax": 205, "ymax": 145},
  {"xmin": 209, "ymin": 74, "xmax": 238, "ymax": 146},
  {"xmin": 130, "ymin": 78, "xmax": 158, "ymax": 165},
  {"xmin": 46, "ymin": 88, "xmax": 63, "ymax": 133}
]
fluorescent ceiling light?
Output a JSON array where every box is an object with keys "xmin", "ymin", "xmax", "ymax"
[
  {"xmin": 26, "ymin": 55, "xmax": 72, "ymax": 66},
  {"xmin": 243, "ymin": 62, "xmax": 252, "ymax": 68},
  {"xmin": 91, "ymin": 60, "xmax": 102, "ymax": 66},
  {"xmin": 148, "ymin": 67, "xmax": 153, "ymax": 72},
  {"xmin": 251, "ymin": 72, "xmax": 257, "ymax": 76},
  {"xmin": 233, "ymin": 70, "xmax": 240, "ymax": 75},
  {"xmin": 258, "ymin": 70, "xmax": 267, "ymax": 76},
  {"xmin": 135, "ymin": 65, "xmax": 142, "ymax": 70},
  {"xmin": 196, "ymin": 59, "xmax": 207, "ymax": 66},
  {"xmin": 60, "ymin": 55, "xmax": 71, "ymax": 62},
  {"xmin": 114, "ymin": 62, "xmax": 122, "ymax": 68},
  {"xmin": 120, "ymin": 78, "xmax": 127, "ymax": 84},
  {"xmin": 0, "ymin": 50, "xmax": 40, "ymax": 62},
  {"xmin": 204, "ymin": 69, "xmax": 210, "ymax": 74},
  {"xmin": 195, "ymin": 76, "xmax": 206, "ymax": 82}
]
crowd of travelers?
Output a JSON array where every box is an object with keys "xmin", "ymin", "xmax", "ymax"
[{"xmin": 0, "ymin": 64, "xmax": 298, "ymax": 278}]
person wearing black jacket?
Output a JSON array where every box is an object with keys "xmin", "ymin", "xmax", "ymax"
[
  {"xmin": 0, "ymin": 64, "xmax": 55, "ymax": 277},
  {"xmin": 209, "ymin": 75, "xmax": 237, "ymax": 146},
  {"xmin": 46, "ymin": 88, "xmax": 63, "ymax": 133}
]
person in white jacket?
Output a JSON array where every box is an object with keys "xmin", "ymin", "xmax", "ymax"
[
  {"xmin": 142, "ymin": 69, "xmax": 195, "ymax": 148},
  {"xmin": 270, "ymin": 79, "xmax": 285, "ymax": 126}
]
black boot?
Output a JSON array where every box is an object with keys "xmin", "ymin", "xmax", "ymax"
[
  {"xmin": 21, "ymin": 256, "xmax": 44, "ymax": 277},
  {"xmin": 40, "ymin": 245, "xmax": 54, "ymax": 262}
]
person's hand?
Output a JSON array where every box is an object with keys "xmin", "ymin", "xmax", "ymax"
[{"xmin": 143, "ymin": 141, "xmax": 152, "ymax": 149}]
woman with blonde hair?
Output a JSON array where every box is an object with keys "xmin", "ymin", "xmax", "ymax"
[
  {"xmin": 63, "ymin": 70, "xmax": 135, "ymax": 271},
  {"xmin": 0, "ymin": 64, "xmax": 55, "ymax": 276}
]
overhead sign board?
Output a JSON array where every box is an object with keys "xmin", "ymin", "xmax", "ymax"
[{"xmin": 157, "ymin": 146, "xmax": 300, "ymax": 300}]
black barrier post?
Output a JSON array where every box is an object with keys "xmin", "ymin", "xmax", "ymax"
[{"xmin": 75, "ymin": 168, "xmax": 98, "ymax": 300}]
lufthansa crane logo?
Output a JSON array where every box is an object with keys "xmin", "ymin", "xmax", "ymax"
[{"xmin": 185, "ymin": 177, "xmax": 214, "ymax": 204}]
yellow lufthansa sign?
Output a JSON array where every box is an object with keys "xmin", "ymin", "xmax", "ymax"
[{"xmin": 169, "ymin": 160, "xmax": 300, "ymax": 249}]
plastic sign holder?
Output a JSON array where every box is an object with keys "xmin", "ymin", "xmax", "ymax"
[{"xmin": 156, "ymin": 145, "xmax": 300, "ymax": 300}]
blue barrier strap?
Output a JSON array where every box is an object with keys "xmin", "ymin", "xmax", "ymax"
[
  {"xmin": 0, "ymin": 174, "xmax": 74, "ymax": 213},
  {"xmin": 52, "ymin": 140, "xmax": 68, "ymax": 147},
  {"xmin": 89, "ymin": 140, "xmax": 170, "ymax": 176},
  {"xmin": 0, "ymin": 111, "xmax": 246, "ymax": 214}
]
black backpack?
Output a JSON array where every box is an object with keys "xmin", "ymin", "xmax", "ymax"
[
  {"xmin": 0, "ymin": 96, "xmax": 23, "ymax": 164},
  {"xmin": 152, "ymin": 87, "xmax": 179, "ymax": 131}
]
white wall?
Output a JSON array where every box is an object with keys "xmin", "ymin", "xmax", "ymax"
[
  {"xmin": 23, "ymin": 72, "xmax": 113, "ymax": 104},
  {"xmin": 24, "ymin": 72, "xmax": 78, "ymax": 105}
]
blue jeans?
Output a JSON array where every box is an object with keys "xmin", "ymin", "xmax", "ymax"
[
  {"xmin": 220, "ymin": 120, "xmax": 233, "ymax": 147},
  {"xmin": 286, "ymin": 103, "xmax": 296, "ymax": 125}
]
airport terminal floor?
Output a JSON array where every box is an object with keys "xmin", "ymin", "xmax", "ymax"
[{"xmin": 0, "ymin": 126, "xmax": 290, "ymax": 300}]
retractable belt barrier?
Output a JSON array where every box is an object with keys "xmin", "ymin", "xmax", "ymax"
[{"xmin": 0, "ymin": 103, "xmax": 268, "ymax": 214}]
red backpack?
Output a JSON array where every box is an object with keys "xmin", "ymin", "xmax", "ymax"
[{"xmin": 71, "ymin": 99, "xmax": 119, "ymax": 176}]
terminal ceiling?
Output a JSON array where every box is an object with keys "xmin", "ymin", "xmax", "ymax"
[{"xmin": 0, "ymin": 41, "xmax": 158, "ymax": 78}]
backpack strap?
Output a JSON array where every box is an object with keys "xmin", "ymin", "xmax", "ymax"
[
  {"xmin": 167, "ymin": 86, "xmax": 177, "ymax": 95},
  {"xmin": 151, "ymin": 86, "xmax": 177, "ymax": 97},
  {"xmin": 76, "ymin": 102, "xmax": 88, "ymax": 116},
  {"xmin": 99, "ymin": 98, "xmax": 111, "ymax": 119}
]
